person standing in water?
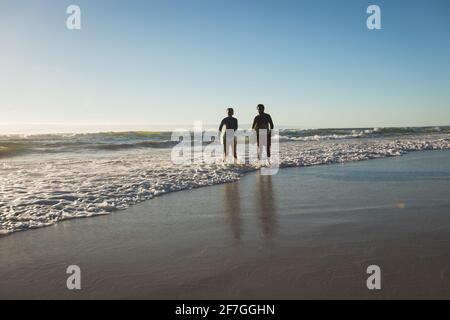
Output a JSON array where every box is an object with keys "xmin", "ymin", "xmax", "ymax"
[
  {"xmin": 219, "ymin": 108, "xmax": 238, "ymax": 161},
  {"xmin": 252, "ymin": 104, "xmax": 274, "ymax": 161}
]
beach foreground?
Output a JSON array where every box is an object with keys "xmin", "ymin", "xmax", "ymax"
[{"xmin": 1, "ymin": 150, "xmax": 449, "ymax": 299}]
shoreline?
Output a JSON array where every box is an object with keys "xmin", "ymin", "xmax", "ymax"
[{"xmin": 1, "ymin": 150, "xmax": 449, "ymax": 299}]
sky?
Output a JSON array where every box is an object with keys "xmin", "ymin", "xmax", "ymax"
[{"xmin": 1, "ymin": 0, "xmax": 450, "ymax": 132}]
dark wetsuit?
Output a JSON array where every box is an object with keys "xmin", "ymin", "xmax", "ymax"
[
  {"xmin": 252, "ymin": 113, "xmax": 274, "ymax": 158},
  {"xmin": 219, "ymin": 116, "xmax": 238, "ymax": 158},
  {"xmin": 219, "ymin": 116, "xmax": 238, "ymax": 132}
]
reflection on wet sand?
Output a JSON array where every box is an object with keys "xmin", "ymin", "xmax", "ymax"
[
  {"xmin": 223, "ymin": 182, "xmax": 242, "ymax": 240},
  {"xmin": 255, "ymin": 173, "xmax": 277, "ymax": 239}
]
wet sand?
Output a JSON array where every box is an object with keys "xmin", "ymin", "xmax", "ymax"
[{"xmin": 1, "ymin": 150, "xmax": 450, "ymax": 299}]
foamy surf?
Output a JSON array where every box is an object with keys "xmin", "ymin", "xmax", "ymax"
[{"xmin": 1, "ymin": 134, "xmax": 449, "ymax": 235}]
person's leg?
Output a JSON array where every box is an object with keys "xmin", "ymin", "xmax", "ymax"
[
  {"xmin": 233, "ymin": 137, "xmax": 237, "ymax": 159},
  {"xmin": 267, "ymin": 130, "xmax": 271, "ymax": 158},
  {"xmin": 258, "ymin": 129, "xmax": 270, "ymax": 161},
  {"xmin": 223, "ymin": 136, "xmax": 227, "ymax": 160},
  {"xmin": 256, "ymin": 130, "xmax": 261, "ymax": 160}
]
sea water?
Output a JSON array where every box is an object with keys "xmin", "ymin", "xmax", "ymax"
[{"xmin": 0, "ymin": 127, "xmax": 449, "ymax": 234}]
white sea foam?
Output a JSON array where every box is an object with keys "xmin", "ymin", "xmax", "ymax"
[{"xmin": 1, "ymin": 134, "xmax": 449, "ymax": 235}]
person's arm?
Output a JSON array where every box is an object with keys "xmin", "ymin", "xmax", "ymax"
[
  {"xmin": 219, "ymin": 119, "xmax": 225, "ymax": 132},
  {"xmin": 268, "ymin": 115, "xmax": 274, "ymax": 130},
  {"xmin": 235, "ymin": 118, "xmax": 238, "ymax": 131},
  {"xmin": 252, "ymin": 116, "xmax": 257, "ymax": 130}
]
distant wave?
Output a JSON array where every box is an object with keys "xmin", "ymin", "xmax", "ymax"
[
  {"xmin": 0, "ymin": 127, "xmax": 448, "ymax": 159},
  {"xmin": 86, "ymin": 140, "xmax": 178, "ymax": 151},
  {"xmin": 0, "ymin": 142, "xmax": 37, "ymax": 158},
  {"xmin": 0, "ymin": 131, "xmax": 177, "ymax": 158},
  {"xmin": 278, "ymin": 126, "xmax": 449, "ymax": 141}
]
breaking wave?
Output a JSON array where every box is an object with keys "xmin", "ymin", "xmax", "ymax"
[
  {"xmin": 278, "ymin": 126, "xmax": 449, "ymax": 141},
  {"xmin": 1, "ymin": 127, "xmax": 448, "ymax": 159}
]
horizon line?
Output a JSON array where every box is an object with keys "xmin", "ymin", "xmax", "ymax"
[{"xmin": 0, "ymin": 122, "xmax": 449, "ymax": 136}]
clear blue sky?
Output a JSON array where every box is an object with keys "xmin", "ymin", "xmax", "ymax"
[{"xmin": 1, "ymin": 0, "xmax": 449, "ymax": 130}]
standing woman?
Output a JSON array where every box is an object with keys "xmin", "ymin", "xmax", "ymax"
[{"xmin": 219, "ymin": 108, "xmax": 238, "ymax": 161}]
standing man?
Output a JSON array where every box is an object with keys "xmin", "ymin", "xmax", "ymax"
[
  {"xmin": 252, "ymin": 104, "xmax": 274, "ymax": 161},
  {"xmin": 219, "ymin": 108, "xmax": 238, "ymax": 161}
]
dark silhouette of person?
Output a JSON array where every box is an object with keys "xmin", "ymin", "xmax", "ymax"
[
  {"xmin": 252, "ymin": 104, "xmax": 274, "ymax": 160},
  {"xmin": 219, "ymin": 108, "xmax": 238, "ymax": 160}
]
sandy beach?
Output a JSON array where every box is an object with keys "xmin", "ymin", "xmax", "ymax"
[{"xmin": 1, "ymin": 150, "xmax": 449, "ymax": 299}]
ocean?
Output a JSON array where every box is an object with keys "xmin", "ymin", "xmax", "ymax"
[{"xmin": 1, "ymin": 126, "xmax": 449, "ymax": 235}]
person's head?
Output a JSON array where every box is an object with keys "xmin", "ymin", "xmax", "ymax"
[
  {"xmin": 257, "ymin": 104, "xmax": 265, "ymax": 114},
  {"xmin": 227, "ymin": 108, "xmax": 234, "ymax": 116}
]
